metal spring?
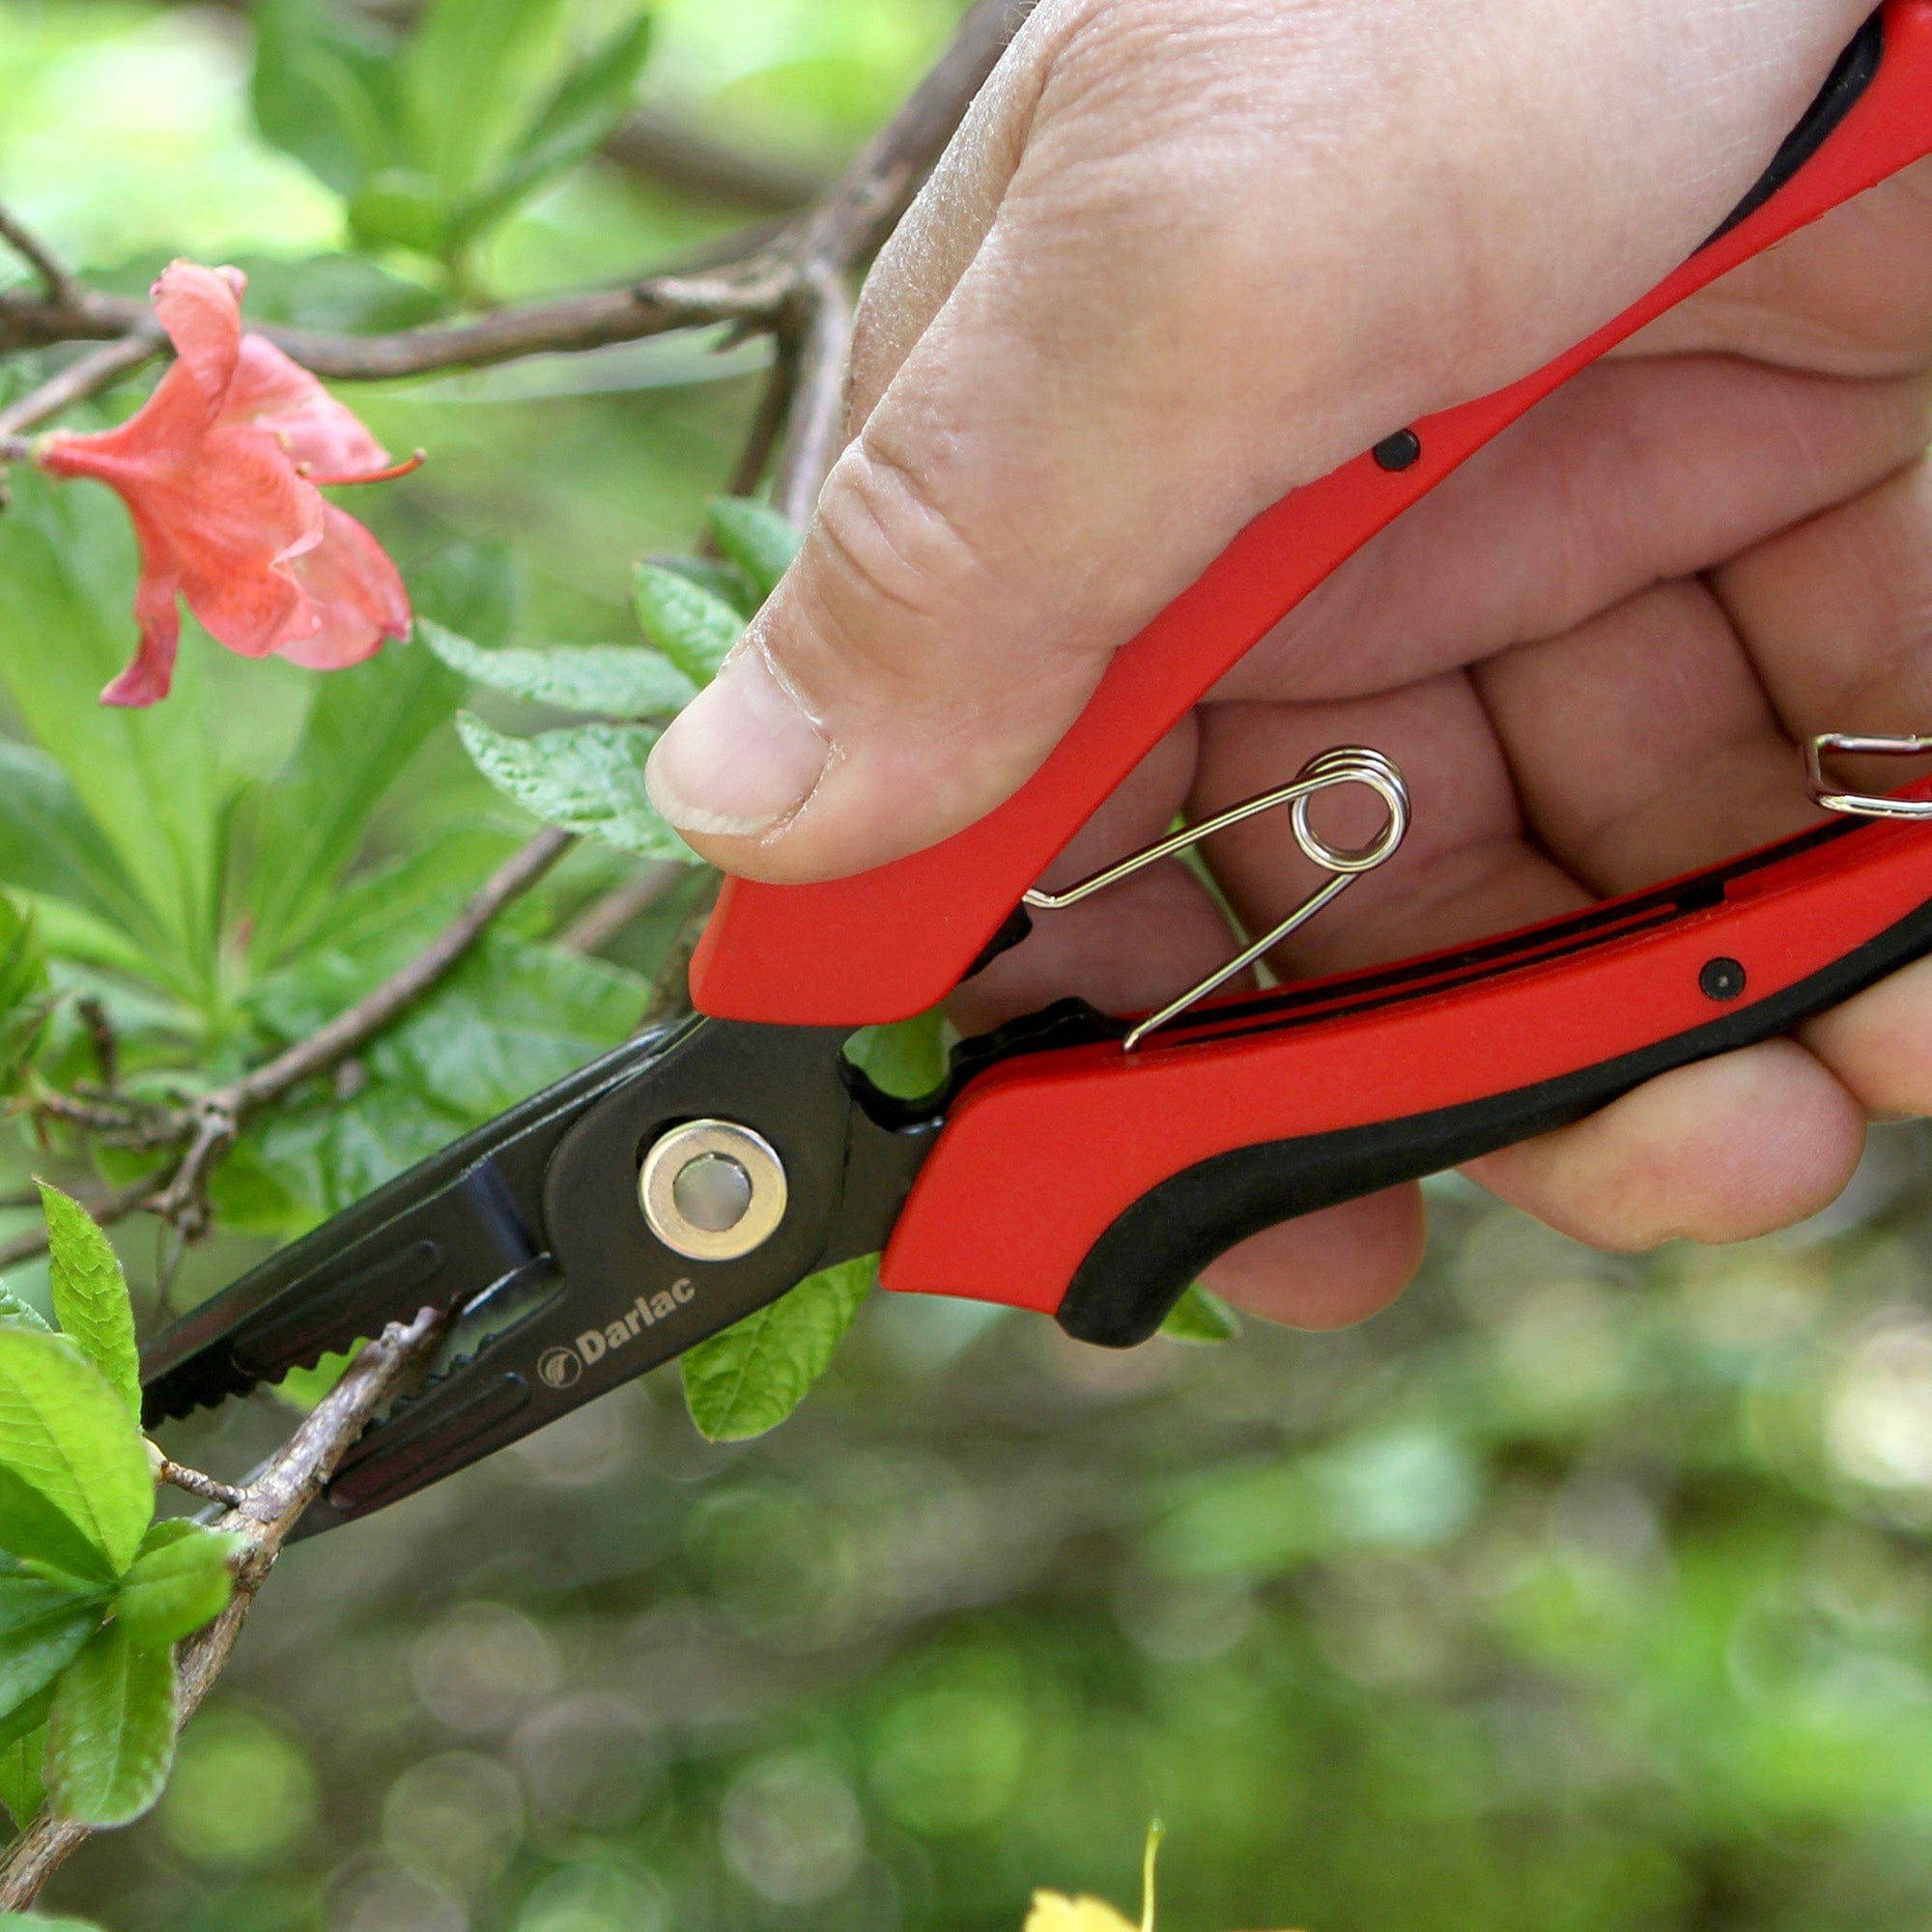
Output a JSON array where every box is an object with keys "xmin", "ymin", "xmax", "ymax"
[{"xmin": 1023, "ymin": 746, "xmax": 1411, "ymax": 1050}]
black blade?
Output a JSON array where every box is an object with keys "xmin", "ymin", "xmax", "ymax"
[
  {"xmin": 144, "ymin": 1014, "xmax": 944, "ymax": 1537},
  {"xmin": 291, "ymin": 1018, "xmax": 942, "ymax": 1535},
  {"xmin": 140, "ymin": 1025, "xmax": 688, "ymax": 1425}
]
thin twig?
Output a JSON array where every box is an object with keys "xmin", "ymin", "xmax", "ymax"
[
  {"xmin": 558, "ymin": 862, "xmax": 689, "ymax": 954},
  {"xmin": 0, "ymin": 0, "xmax": 1032, "ymax": 386},
  {"xmin": 0, "ymin": 264, "xmax": 790, "ymax": 375},
  {"xmin": 232, "ymin": 828, "xmax": 573, "ymax": 1117},
  {"xmin": 725, "ymin": 327, "xmax": 805, "ymax": 500},
  {"xmin": 20, "ymin": 827, "xmax": 575, "ymax": 1256},
  {"xmin": 604, "ymin": 104, "xmax": 829, "ymax": 212},
  {"xmin": 774, "ymin": 265, "xmax": 856, "ymax": 526},
  {"xmin": 157, "ymin": 1460, "xmax": 246, "ymax": 1510},
  {"xmin": 0, "ymin": 1306, "xmax": 446, "ymax": 1911},
  {"xmin": 146, "ymin": 827, "xmax": 575, "ymax": 1237},
  {"xmin": 0, "ymin": 333, "xmax": 162, "ymax": 440},
  {"xmin": 0, "ymin": 203, "xmax": 77, "ymax": 305}
]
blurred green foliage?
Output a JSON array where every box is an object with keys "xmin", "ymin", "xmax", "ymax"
[{"xmin": 2, "ymin": 3, "xmax": 1932, "ymax": 1931}]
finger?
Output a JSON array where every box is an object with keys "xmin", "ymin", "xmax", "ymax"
[
  {"xmin": 1464, "ymin": 577, "xmax": 1865, "ymax": 1234},
  {"xmin": 1472, "ymin": 578, "xmax": 1812, "ymax": 892},
  {"xmin": 1464, "ymin": 1041, "xmax": 1864, "ymax": 1247},
  {"xmin": 1713, "ymin": 454, "xmax": 1932, "ymax": 746},
  {"xmin": 1707, "ymin": 454, "xmax": 1932, "ymax": 1116},
  {"xmin": 646, "ymin": 0, "xmax": 1871, "ymax": 881},
  {"xmin": 1192, "ymin": 640, "xmax": 1863, "ymax": 1245},
  {"xmin": 1199, "ymin": 1190, "xmax": 1428, "ymax": 1331}
]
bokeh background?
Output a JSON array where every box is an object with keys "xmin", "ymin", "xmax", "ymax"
[{"xmin": 9, "ymin": 3, "xmax": 1932, "ymax": 1928}]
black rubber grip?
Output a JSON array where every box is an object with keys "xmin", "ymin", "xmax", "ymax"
[
  {"xmin": 1056, "ymin": 893, "xmax": 1932, "ymax": 1350},
  {"xmin": 1703, "ymin": 11, "xmax": 1884, "ymax": 247}
]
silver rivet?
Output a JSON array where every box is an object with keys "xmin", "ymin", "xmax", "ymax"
[
  {"xmin": 639, "ymin": 1121, "xmax": 786, "ymax": 1262},
  {"xmin": 672, "ymin": 1152, "xmax": 753, "ymax": 1233}
]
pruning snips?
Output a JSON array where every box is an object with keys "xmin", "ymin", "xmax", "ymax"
[{"xmin": 143, "ymin": 5, "xmax": 1932, "ymax": 1535}]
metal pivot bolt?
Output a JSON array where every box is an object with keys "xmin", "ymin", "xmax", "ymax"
[{"xmin": 639, "ymin": 1120, "xmax": 788, "ymax": 1262}]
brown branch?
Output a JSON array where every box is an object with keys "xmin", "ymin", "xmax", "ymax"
[
  {"xmin": 157, "ymin": 1460, "xmax": 247, "ymax": 1510},
  {"xmin": 0, "ymin": 1306, "xmax": 445, "ymax": 1911},
  {"xmin": 773, "ymin": 265, "xmax": 856, "ymax": 526},
  {"xmin": 0, "ymin": 333, "xmax": 162, "ymax": 440},
  {"xmin": 0, "ymin": 204, "xmax": 78, "ymax": 306},
  {"xmin": 792, "ymin": 0, "xmax": 1036, "ymax": 270},
  {"xmin": 557, "ymin": 861, "xmax": 689, "ymax": 954},
  {"xmin": 233, "ymin": 828, "xmax": 572, "ymax": 1116},
  {"xmin": 0, "ymin": 0, "xmax": 1032, "ymax": 384},
  {"xmin": 725, "ymin": 327, "xmax": 805, "ymax": 501},
  {"xmin": 147, "ymin": 826, "xmax": 575, "ymax": 1238},
  {"xmin": 15, "ymin": 827, "xmax": 575, "ymax": 1261},
  {"xmin": 604, "ymin": 104, "xmax": 829, "ymax": 212}
]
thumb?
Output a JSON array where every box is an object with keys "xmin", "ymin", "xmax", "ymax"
[{"xmin": 645, "ymin": 0, "xmax": 1872, "ymax": 885}]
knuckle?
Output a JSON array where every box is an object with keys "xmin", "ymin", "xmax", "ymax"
[{"xmin": 810, "ymin": 433, "xmax": 985, "ymax": 637}]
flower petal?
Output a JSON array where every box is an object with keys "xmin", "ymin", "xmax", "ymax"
[
  {"xmin": 36, "ymin": 356, "xmax": 231, "ymax": 489},
  {"xmin": 150, "ymin": 262, "xmax": 246, "ymax": 418},
  {"xmin": 273, "ymin": 504, "xmax": 411, "ymax": 670},
  {"xmin": 100, "ymin": 540, "xmax": 185, "ymax": 707},
  {"xmin": 225, "ymin": 336, "xmax": 391, "ymax": 477}
]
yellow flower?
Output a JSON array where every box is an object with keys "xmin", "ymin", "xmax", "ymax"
[{"xmin": 1024, "ymin": 1893, "xmax": 1138, "ymax": 1932}]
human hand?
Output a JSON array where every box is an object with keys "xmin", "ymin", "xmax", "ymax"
[{"xmin": 645, "ymin": 0, "xmax": 1932, "ymax": 1324}]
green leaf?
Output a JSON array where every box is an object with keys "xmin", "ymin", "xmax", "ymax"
[
  {"xmin": 452, "ymin": 10, "xmax": 653, "ymax": 242},
  {"xmin": 114, "ymin": 1522, "xmax": 241, "ymax": 1650},
  {"xmin": 403, "ymin": 0, "xmax": 571, "ymax": 207},
  {"xmin": 705, "ymin": 498, "xmax": 803, "ymax": 601},
  {"xmin": 1158, "ymin": 1284, "xmax": 1241, "ymax": 1345},
  {"xmin": 247, "ymin": 933, "xmax": 647, "ymax": 1215},
  {"xmin": 0, "ymin": 1575, "xmax": 106, "ymax": 1716},
  {"xmin": 0, "ymin": 1676, "xmax": 54, "ymax": 1752},
  {"xmin": 633, "ymin": 564, "xmax": 744, "ymax": 685},
  {"xmin": 420, "ymin": 620, "xmax": 694, "ymax": 719},
  {"xmin": 0, "ymin": 1722, "xmax": 47, "ymax": 1831},
  {"xmin": 0, "ymin": 1328, "xmax": 152, "ymax": 1581},
  {"xmin": 846, "ymin": 1009, "xmax": 948, "ymax": 1101},
  {"xmin": 251, "ymin": 0, "xmax": 400, "ymax": 198},
  {"xmin": 0, "ymin": 475, "xmax": 310, "ymax": 997},
  {"xmin": 456, "ymin": 715, "xmax": 697, "ymax": 861},
  {"xmin": 44, "ymin": 1622, "xmax": 177, "ymax": 1827},
  {"xmin": 0, "ymin": 743, "xmax": 160, "ymax": 958},
  {"xmin": 649, "ymin": 554, "xmax": 760, "ymax": 618},
  {"xmin": 0, "ymin": 1915, "xmax": 106, "ymax": 1931},
  {"xmin": 35, "ymin": 1184, "xmax": 139, "ymax": 1423},
  {"xmin": 681, "ymin": 1256, "xmax": 875, "ymax": 1442},
  {"xmin": 0, "ymin": 1470, "xmax": 122, "ymax": 1591},
  {"xmin": 347, "ymin": 169, "xmax": 451, "ymax": 258},
  {"xmin": 243, "ymin": 635, "xmax": 463, "ymax": 966},
  {"xmin": 0, "ymin": 1290, "xmax": 48, "ymax": 1333},
  {"xmin": 411, "ymin": 539, "xmax": 521, "ymax": 650},
  {"xmin": 0, "ymin": 894, "xmax": 48, "ymax": 1090}
]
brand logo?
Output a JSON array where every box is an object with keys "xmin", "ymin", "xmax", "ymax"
[
  {"xmin": 538, "ymin": 1278, "xmax": 697, "ymax": 1388},
  {"xmin": 537, "ymin": 1347, "xmax": 582, "ymax": 1389}
]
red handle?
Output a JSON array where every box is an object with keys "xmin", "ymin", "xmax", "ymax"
[
  {"xmin": 881, "ymin": 800, "xmax": 1932, "ymax": 1328},
  {"xmin": 694, "ymin": 0, "xmax": 1932, "ymax": 1027}
]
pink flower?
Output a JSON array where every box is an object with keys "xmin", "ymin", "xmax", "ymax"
[{"xmin": 38, "ymin": 262, "xmax": 413, "ymax": 706}]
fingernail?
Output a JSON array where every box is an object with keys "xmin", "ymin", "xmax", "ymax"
[{"xmin": 646, "ymin": 648, "xmax": 830, "ymax": 838}]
